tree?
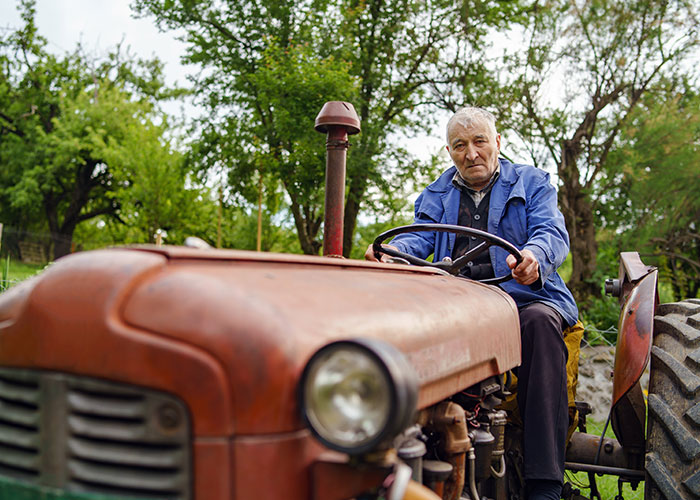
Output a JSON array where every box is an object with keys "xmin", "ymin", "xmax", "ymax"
[
  {"xmin": 603, "ymin": 88, "xmax": 700, "ymax": 300},
  {"xmin": 133, "ymin": 0, "xmax": 523, "ymax": 256},
  {"xmin": 100, "ymin": 121, "xmax": 217, "ymax": 246},
  {"xmin": 188, "ymin": 39, "xmax": 357, "ymax": 255},
  {"xmin": 133, "ymin": 0, "xmax": 354, "ymax": 254},
  {"xmin": 0, "ymin": 0, "xmax": 185, "ymax": 259},
  {"xmin": 486, "ymin": 0, "xmax": 700, "ymax": 303}
]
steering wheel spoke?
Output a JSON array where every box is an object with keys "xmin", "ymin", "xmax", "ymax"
[{"xmin": 372, "ymin": 224, "xmax": 523, "ymax": 285}]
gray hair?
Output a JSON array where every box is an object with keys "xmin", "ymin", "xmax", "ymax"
[{"xmin": 446, "ymin": 107, "xmax": 498, "ymax": 143}]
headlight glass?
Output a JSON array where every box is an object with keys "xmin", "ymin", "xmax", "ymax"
[{"xmin": 303, "ymin": 345, "xmax": 391, "ymax": 449}]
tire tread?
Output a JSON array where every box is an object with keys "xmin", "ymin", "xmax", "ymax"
[
  {"xmin": 654, "ymin": 316, "xmax": 700, "ymax": 345},
  {"xmin": 648, "ymin": 393, "xmax": 700, "ymax": 460},
  {"xmin": 646, "ymin": 299, "xmax": 700, "ymax": 500}
]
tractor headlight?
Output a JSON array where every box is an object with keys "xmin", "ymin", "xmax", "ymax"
[{"xmin": 300, "ymin": 339, "xmax": 418, "ymax": 455}]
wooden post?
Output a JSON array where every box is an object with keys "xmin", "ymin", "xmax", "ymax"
[
  {"xmin": 155, "ymin": 230, "xmax": 162, "ymax": 247},
  {"xmin": 256, "ymin": 172, "xmax": 263, "ymax": 252},
  {"xmin": 217, "ymin": 186, "xmax": 223, "ymax": 249}
]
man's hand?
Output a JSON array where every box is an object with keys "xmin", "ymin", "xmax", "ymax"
[
  {"xmin": 507, "ymin": 249, "xmax": 539, "ymax": 285},
  {"xmin": 364, "ymin": 243, "xmax": 399, "ymax": 262}
]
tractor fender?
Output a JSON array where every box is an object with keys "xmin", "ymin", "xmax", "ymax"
[{"xmin": 611, "ymin": 268, "xmax": 658, "ymax": 452}]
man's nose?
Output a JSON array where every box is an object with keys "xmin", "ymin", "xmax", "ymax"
[{"xmin": 466, "ymin": 144, "xmax": 479, "ymax": 161}]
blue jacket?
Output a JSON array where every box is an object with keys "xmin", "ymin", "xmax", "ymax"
[{"xmin": 392, "ymin": 158, "xmax": 578, "ymax": 327}]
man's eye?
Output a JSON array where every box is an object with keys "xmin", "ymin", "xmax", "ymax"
[{"xmin": 454, "ymin": 144, "xmax": 465, "ymax": 151}]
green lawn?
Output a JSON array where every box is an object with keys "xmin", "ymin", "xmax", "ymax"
[
  {"xmin": 1, "ymin": 258, "xmax": 46, "ymax": 291},
  {"xmin": 566, "ymin": 419, "xmax": 644, "ymax": 500}
]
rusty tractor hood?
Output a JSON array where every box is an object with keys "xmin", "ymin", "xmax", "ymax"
[{"xmin": 0, "ymin": 247, "xmax": 520, "ymax": 438}]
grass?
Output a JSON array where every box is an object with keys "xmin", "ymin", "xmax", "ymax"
[
  {"xmin": 565, "ymin": 419, "xmax": 644, "ymax": 500},
  {"xmin": 0, "ymin": 258, "xmax": 46, "ymax": 291}
]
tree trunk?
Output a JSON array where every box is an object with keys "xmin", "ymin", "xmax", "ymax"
[
  {"xmin": 46, "ymin": 205, "xmax": 75, "ymax": 261},
  {"xmin": 342, "ymin": 174, "xmax": 367, "ymax": 258},
  {"xmin": 558, "ymin": 142, "xmax": 600, "ymax": 304},
  {"xmin": 52, "ymin": 232, "xmax": 74, "ymax": 260},
  {"xmin": 286, "ymin": 187, "xmax": 322, "ymax": 255}
]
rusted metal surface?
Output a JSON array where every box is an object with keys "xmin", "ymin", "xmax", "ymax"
[
  {"xmin": 141, "ymin": 244, "xmax": 446, "ymax": 273},
  {"xmin": 620, "ymin": 251, "xmax": 654, "ymax": 284},
  {"xmin": 564, "ymin": 462, "xmax": 645, "ymax": 479},
  {"xmin": 315, "ymin": 101, "xmax": 361, "ymax": 257},
  {"xmin": 565, "ymin": 432, "xmax": 628, "ymax": 469},
  {"xmin": 0, "ymin": 247, "xmax": 519, "ymax": 426},
  {"xmin": 0, "ymin": 250, "xmax": 233, "ymax": 437},
  {"xmin": 193, "ymin": 439, "xmax": 232, "ymax": 499},
  {"xmin": 612, "ymin": 268, "xmax": 657, "ymax": 405},
  {"xmin": 608, "ymin": 253, "xmax": 657, "ymax": 456},
  {"xmin": 121, "ymin": 249, "xmax": 520, "ymax": 424},
  {"xmin": 427, "ymin": 402, "xmax": 471, "ymax": 500},
  {"xmin": 611, "ymin": 269, "xmax": 657, "ymax": 452},
  {"xmin": 308, "ymin": 452, "xmax": 391, "ymax": 500},
  {"xmin": 423, "ymin": 460, "xmax": 452, "ymax": 497},
  {"xmin": 0, "ymin": 246, "xmax": 520, "ymax": 497},
  {"xmin": 0, "ymin": 250, "xmax": 237, "ymax": 499},
  {"xmin": 322, "ymin": 126, "xmax": 349, "ymax": 257},
  {"xmin": 314, "ymin": 101, "xmax": 361, "ymax": 136},
  {"xmin": 611, "ymin": 383, "xmax": 647, "ymax": 460},
  {"xmin": 615, "ymin": 251, "xmax": 657, "ymax": 305},
  {"xmin": 233, "ymin": 430, "xmax": 329, "ymax": 499}
]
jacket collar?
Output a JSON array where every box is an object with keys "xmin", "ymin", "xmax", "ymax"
[
  {"xmin": 497, "ymin": 158, "xmax": 518, "ymax": 186},
  {"xmin": 428, "ymin": 158, "xmax": 516, "ymax": 194}
]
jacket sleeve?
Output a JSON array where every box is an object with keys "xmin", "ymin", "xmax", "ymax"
[
  {"xmin": 390, "ymin": 190, "xmax": 441, "ymax": 260},
  {"xmin": 523, "ymin": 172, "xmax": 570, "ymax": 289}
]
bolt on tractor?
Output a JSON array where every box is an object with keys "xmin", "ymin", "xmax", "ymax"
[{"xmin": 0, "ymin": 102, "xmax": 698, "ymax": 500}]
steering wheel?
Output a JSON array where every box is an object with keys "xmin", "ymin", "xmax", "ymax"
[{"xmin": 372, "ymin": 223, "xmax": 523, "ymax": 285}]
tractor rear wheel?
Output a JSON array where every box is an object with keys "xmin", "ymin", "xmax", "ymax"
[{"xmin": 645, "ymin": 298, "xmax": 700, "ymax": 500}]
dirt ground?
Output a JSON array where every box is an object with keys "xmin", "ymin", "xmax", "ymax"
[{"xmin": 575, "ymin": 344, "xmax": 649, "ymax": 423}]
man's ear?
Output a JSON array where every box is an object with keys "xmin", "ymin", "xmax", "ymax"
[
  {"xmin": 496, "ymin": 134, "xmax": 502, "ymax": 151},
  {"xmin": 445, "ymin": 145, "xmax": 450, "ymax": 152}
]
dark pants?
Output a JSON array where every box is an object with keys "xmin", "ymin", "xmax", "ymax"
[{"xmin": 516, "ymin": 303, "xmax": 569, "ymax": 483}]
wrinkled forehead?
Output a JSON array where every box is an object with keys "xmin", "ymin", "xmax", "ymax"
[{"xmin": 446, "ymin": 111, "xmax": 498, "ymax": 143}]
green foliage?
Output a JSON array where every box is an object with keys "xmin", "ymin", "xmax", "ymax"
[
  {"xmin": 133, "ymin": 0, "xmax": 524, "ymax": 256},
  {"xmin": 578, "ymin": 234, "xmax": 624, "ymax": 336},
  {"xmin": 350, "ymin": 215, "xmax": 414, "ymax": 260},
  {"xmin": 133, "ymin": 0, "xmax": 360, "ymax": 254},
  {"xmin": 603, "ymin": 88, "xmax": 700, "ymax": 300},
  {"xmin": 579, "ymin": 295, "xmax": 620, "ymax": 343},
  {"xmin": 218, "ymin": 206, "xmax": 302, "ymax": 254},
  {"xmin": 0, "ymin": 256, "xmax": 9, "ymax": 292},
  {"xmin": 490, "ymin": 0, "xmax": 700, "ymax": 304},
  {"xmin": 0, "ymin": 0, "xmax": 200, "ymax": 259}
]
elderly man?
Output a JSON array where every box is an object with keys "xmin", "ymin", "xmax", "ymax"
[{"xmin": 365, "ymin": 107, "xmax": 578, "ymax": 500}]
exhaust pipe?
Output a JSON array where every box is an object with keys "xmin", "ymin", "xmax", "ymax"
[{"xmin": 314, "ymin": 101, "xmax": 361, "ymax": 257}]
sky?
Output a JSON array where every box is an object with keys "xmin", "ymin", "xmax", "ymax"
[
  {"xmin": 0, "ymin": 0, "xmax": 196, "ymax": 118},
  {"xmin": 0, "ymin": 0, "xmax": 447, "ymax": 163}
]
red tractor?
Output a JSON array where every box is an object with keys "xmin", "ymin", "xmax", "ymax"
[{"xmin": 0, "ymin": 102, "xmax": 696, "ymax": 500}]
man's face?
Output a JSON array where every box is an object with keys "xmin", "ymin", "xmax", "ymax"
[{"xmin": 446, "ymin": 119, "xmax": 501, "ymax": 190}]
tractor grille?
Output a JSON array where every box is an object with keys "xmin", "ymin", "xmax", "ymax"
[{"xmin": 0, "ymin": 368, "xmax": 191, "ymax": 499}]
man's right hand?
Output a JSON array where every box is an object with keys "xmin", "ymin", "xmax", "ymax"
[{"xmin": 364, "ymin": 243, "xmax": 399, "ymax": 262}]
